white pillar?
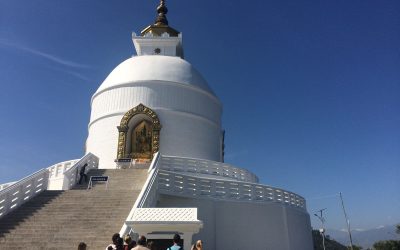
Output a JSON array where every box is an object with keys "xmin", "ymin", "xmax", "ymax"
[{"xmin": 182, "ymin": 232, "xmax": 193, "ymax": 250}]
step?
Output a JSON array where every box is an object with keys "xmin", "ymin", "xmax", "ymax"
[{"xmin": 0, "ymin": 168, "xmax": 148, "ymax": 248}]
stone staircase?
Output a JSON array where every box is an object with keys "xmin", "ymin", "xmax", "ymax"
[{"xmin": 0, "ymin": 168, "xmax": 148, "ymax": 249}]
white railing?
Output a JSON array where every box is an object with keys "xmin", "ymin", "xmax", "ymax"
[
  {"xmin": 47, "ymin": 159, "xmax": 79, "ymax": 179},
  {"xmin": 119, "ymin": 152, "xmax": 161, "ymax": 237},
  {"xmin": 0, "ymin": 153, "xmax": 99, "ymax": 220},
  {"xmin": 157, "ymin": 170, "xmax": 306, "ymax": 211},
  {"xmin": 47, "ymin": 153, "xmax": 99, "ymax": 190},
  {"xmin": 0, "ymin": 168, "xmax": 49, "ymax": 218},
  {"xmin": 159, "ymin": 155, "xmax": 259, "ymax": 183},
  {"xmin": 120, "ymin": 153, "xmax": 305, "ymax": 236},
  {"xmin": 0, "ymin": 181, "xmax": 17, "ymax": 191}
]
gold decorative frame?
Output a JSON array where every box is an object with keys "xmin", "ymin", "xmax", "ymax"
[{"xmin": 116, "ymin": 104, "xmax": 161, "ymax": 160}]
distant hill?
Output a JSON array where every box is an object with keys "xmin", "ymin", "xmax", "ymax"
[{"xmin": 325, "ymin": 224, "xmax": 400, "ymax": 249}]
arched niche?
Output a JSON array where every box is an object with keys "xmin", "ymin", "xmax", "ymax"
[{"xmin": 116, "ymin": 104, "xmax": 161, "ymax": 161}]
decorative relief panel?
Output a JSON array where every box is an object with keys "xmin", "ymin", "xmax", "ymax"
[
  {"xmin": 117, "ymin": 104, "xmax": 161, "ymax": 160},
  {"xmin": 131, "ymin": 208, "xmax": 199, "ymax": 222}
]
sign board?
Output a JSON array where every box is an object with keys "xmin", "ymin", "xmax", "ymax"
[
  {"xmin": 115, "ymin": 158, "xmax": 134, "ymax": 169},
  {"xmin": 87, "ymin": 176, "xmax": 109, "ymax": 190},
  {"xmin": 115, "ymin": 158, "xmax": 132, "ymax": 163},
  {"xmin": 91, "ymin": 176, "xmax": 108, "ymax": 182}
]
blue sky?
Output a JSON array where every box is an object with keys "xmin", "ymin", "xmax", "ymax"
[{"xmin": 0, "ymin": 0, "xmax": 399, "ymax": 234}]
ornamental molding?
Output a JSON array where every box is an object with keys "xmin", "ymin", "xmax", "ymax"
[
  {"xmin": 91, "ymin": 80, "xmax": 221, "ymax": 106},
  {"xmin": 131, "ymin": 208, "xmax": 199, "ymax": 222},
  {"xmin": 116, "ymin": 104, "xmax": 161, "ymax": 160}
]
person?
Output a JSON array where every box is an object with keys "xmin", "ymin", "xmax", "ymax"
[
  {"xmin": 78, "ymin": 163, "xmax": 88, "ymax": 184},
  {"xmin": 78, "ymin": 242, "xmax": 87, "ymax": 250},
  {"xmin": 106, "ymin": 233, "xmax": 121, "ymax": 250},
  {"xmin": 147, "ymin": 240, "xmax": 156, "ymax": 250},
  {"xmin": 190, "ymin": 245, "xmax": 197, "ymax": 250},
  {"xmin": 132, "ymin": 235, "xmax": 150, "ymax": 250},
  {"xmin": 117, "ymin": 237, "xmax": 124, "ymax": 250},
  {"xmin": 195, "ymin": 240, "xmax": 202, "ymax": 250},
  {"xmin": 167, "ymin": 234, "xmax": 183, "ymax": 250},
  {"xmin": 124, "ymin": 235, "xmax": 136, "ymax": 250}
]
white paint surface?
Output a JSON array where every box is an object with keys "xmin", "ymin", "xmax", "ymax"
[
  {"xmin": 157, "ymin": 194, "xmax": 313, "ymax": 250},
  {"xmin": 87, "ymin": 56, "xmax": 223, "ymax": 168}
]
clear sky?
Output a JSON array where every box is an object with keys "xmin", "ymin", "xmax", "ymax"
[{"xmin": 1, "ymin": 0, "xmax": 399, "ymax": 234}]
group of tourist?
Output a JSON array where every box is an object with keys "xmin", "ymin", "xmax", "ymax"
[
  {"xmin": 76, "ymin": 233, "xmax": 203, "ymax": 250},
  {"xmin": 105, "ymin": 233, "xmax": 136, "ymax": 250}
]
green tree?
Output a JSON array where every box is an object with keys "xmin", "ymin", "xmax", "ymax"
[
  {"xmin": 396, "ymin": 224, "xmax": 400, "ymax": 235},
  {"xmin": 350, "ymin": 245, "xmax": 363, "ymax": 250},
  {"xmin": 373, "ymin": 240, "xmax": 400, "ymax": 250}
]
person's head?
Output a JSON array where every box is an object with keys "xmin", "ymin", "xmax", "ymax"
[
  {"xmin": 78, "ymin": 242, "xmax": 87, "ymax": 250},
  {"xmin": 117, "ymin": 237, "xmax": 124, "ymax": 248},
  {"xmin": 173, "ymin": 234, "xmax": 181, "ymax": 244},
  {"xmin": 124, "ymin": 235, "xmax": 132, "ymax": 245},
  {"xmin": 112, "ymin": 233, "xmax": 120, "ymax": 244},
  {"xmin": 137, "ymin": 235, "xmax": 147, "ymax": 246},
  {"xmin": 196, "ymin": 240, "xmax": 203, "ymax": 249},
  {"xmin": 190, "ymin": 244, "xmax": 198, "ymax": 250},
  {"xmin": 83, "ymin": 163, "xmax": 88, "ymax": 167}
]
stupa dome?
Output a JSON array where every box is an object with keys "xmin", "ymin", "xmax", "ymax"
[
  {"xmin": 87, "ymin": 54, "xmax": 223, "ymax": 169},
  {"xmin": 95, "ymin": 56, "xmax": 214, "ymax": 96},
  {"xmin": 86, "ymin": 0, "xmax": 224, "ymax": 169}
]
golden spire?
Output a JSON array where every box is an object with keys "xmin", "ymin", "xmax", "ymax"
[
  {"xmin": 141, "ymin": 0, "xmax": 179, "ymax": 37},
  {"xmin": 154, "ymin": 0, "xmax": 168, "ymax": 26}
]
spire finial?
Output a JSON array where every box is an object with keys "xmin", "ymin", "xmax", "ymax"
[
  {"xmin": 155, "ymin": 0, "xmax": 168, "ymax": 26},
  {"xmin": 140, "ymin": 0, "xmax": 179, "ymax": 37}
]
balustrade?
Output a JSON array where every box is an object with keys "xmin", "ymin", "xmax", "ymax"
[
  {"xmin": 47, "ymin": 153, "xmax": 99, "ymax": 190},
  {"xmin": 0, "ymin": 169, "xmax": 48, "ymax": 218},
  {"xmin": 119, "ymin": 152, "xmax": 160, "ymax": 236},
  {"xmin": 159, "ymin": 155, "xmax": 259, "ymax": 183},
  {"xmin": 47, "ymin": 159, "xmax": 79, "ymax": 179},
  {"xmin": 157, "ymin": 170, "xmax": 306, "ymax": 210},
  {"xmin": 0, "ymin": 152, "xmax": 99, "ymax": 219},
  {"xmin": 0, "ymin": 181, "xmax": 16, "ymax": 191}
]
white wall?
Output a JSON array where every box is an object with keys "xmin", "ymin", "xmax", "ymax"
[
  {"xmin": 87, "ymin": 81, "xmax": 223, "ymax": 168},
  {"xmin": 90, "ymin": 83, "xmax": 221, "ymax": 125},
  {"xmin": 86, "ymin": 116, "xmax": 120, "ymax": 168},
  {"xmin": 157, "ymin": 194, "xmax": 313, "ymax": 250},
  {"xmin": 133, "ymin": 37, "xmax": 181, "ymax": 57}
]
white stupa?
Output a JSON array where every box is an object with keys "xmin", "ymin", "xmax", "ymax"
[
  {"xmin": 86, "ymin": 15, "xmax": 223, "ymax": 169},
  {"xmin": 86, "ymin": 1, "xmax": 313, "ymax": 249},
  {"xmin": 0, "ymin": 1, "xmax": 314, "ymax": 249}
]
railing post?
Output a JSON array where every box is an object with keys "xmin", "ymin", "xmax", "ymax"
[{"xmin": 4, "ymin": 191, "xmax": 10, "ymax": 216}]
